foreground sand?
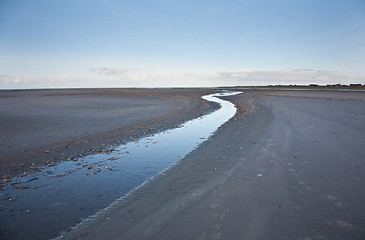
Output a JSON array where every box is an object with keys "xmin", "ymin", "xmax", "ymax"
[{"xmin": 59, "ymin": 90, "xmax": 365, "ymax": 240}]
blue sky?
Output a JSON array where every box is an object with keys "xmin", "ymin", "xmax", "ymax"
[{"xmin": 1, "ymin": 0, "xmax": 364, "ymax": 88}]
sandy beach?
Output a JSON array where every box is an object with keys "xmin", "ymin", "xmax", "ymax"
[
  {"xmin": 0, "ymin": 88, "xmax": 219, "ymax": 178},
  {"xmin": 58, "ymin": 89, "xmax": 365, "ymax": 240},
  {"xmin": 1, "ymin": 89, "xmax": 365, "ymax": 239}
]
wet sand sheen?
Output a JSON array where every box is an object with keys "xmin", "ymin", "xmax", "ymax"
[{"xmin": 0, "ymin": 91, "xmax": 240, "ymax": 240}]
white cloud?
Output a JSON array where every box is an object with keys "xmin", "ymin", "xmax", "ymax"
[
  {"xmin": 1, "ymin": 68, "xmax": 364, "ymax": 89},
  {"xmin": 0, "ymin": 74, "xmax": 94, "ymax": 89},
  {"xmin": 216, "ymin": 69, "xmax": 365, "ymax": 85},
  {"xmin": 89, "ymin": 67, "xmax": 129, "ymax": 76},
  {"xmin": 125, "ymin": 74, "xmax": 147, "ymax": 81},
  {"xmin": 0, "ymin": 74, "xmax": 26, "ymax": 84}
]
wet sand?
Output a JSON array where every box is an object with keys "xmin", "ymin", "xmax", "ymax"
[
  {"xmin": 59, "ymin": 90, "xmax": 365, "ymax": 240},
  {"xmin": 0, "ymin": 88, "xmax": 219, "ymax": 178}
]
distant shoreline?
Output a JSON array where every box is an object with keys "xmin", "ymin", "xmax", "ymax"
[
  {"xmin": 220, "ymin": 84, "xmax": 365, "ymax": 90},
  {"xmin": 1, "ymin": 84, "xmax": 365, "ymax": 92}
]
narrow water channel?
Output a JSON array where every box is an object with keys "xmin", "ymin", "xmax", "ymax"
[{"xmin": 0, "ymin": 91, "xmax": 241, "ymax": 240}]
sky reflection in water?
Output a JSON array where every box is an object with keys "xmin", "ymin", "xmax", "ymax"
[{"xmin": 0, "ymin": 91, "xmax": 241, "ymax": 240}]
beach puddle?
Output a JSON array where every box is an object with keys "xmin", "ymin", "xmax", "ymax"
[{"xmin": 0, "ymin": 91, "xmax": 241, "ymax": 240}]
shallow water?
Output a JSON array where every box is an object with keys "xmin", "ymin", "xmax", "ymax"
[{"xmin": 0, "ymin": 91, "xmax": 241, "ymax": 240}]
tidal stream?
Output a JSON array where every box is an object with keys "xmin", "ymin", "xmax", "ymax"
[{"xmin": 0, "ymin": 91, "xmax": 241, "ymax": 240}]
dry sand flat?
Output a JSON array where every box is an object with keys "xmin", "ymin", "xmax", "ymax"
[{"xmin": 60, "ymin": 90, "xmax": 365, "ymax": 240}]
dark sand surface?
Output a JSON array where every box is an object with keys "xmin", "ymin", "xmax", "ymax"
[
  {"xmin": 0, "ymin": 88, "xmax": 219, "ymax": 178},
  {"xmin": 60, "ymin": 90, "xmax": 365, "ymax": 240}
]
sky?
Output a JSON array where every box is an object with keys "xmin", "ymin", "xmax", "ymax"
[{"xmin": 1, "ymin": 0, "xmax": 365, "ymax": 89}]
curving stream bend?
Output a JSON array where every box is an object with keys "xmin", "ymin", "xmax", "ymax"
[{"xmin": 0, "ymin": 91, "xmax": 241, "ymax": 240}]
